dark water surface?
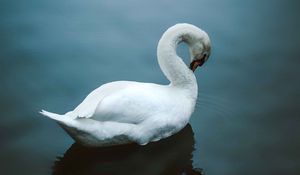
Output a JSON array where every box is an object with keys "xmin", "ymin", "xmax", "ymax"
[{"xmin": 1, "ymin": 0, "xmax": 300, "ymax": 175}]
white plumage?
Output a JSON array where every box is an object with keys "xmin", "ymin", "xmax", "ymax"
[{"xmin": 40, "ymin": 23, "xmax": 211, "ymax": 147}]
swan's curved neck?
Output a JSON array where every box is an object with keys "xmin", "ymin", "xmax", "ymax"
[{"xmin": 157, "ymin": 25, "xmax": 197, "ymax": 93}]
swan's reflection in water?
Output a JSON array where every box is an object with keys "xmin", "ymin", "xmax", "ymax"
[{"xmin": 53, "ymin": 124, "xmax": 202, "ymax": 175}]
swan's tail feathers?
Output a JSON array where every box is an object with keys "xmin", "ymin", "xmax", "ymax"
[
  {"xmin": 39, "ymin": 110, "xmax": 76, "ymax": 126},
  {"xmin": 40, "ymin": 110, "xmax": 62, "ymax": 120}
]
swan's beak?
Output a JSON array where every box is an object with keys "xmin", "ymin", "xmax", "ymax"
[{"xmin": 190, "ymin": 57, "xmax": 205, "ymax": 72}]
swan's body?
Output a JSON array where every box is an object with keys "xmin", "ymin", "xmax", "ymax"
[{"xmin": 40, "ymin": 23, "xmax": 211, "ymax": 147}]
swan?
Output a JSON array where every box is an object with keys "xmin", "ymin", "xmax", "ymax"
[{"xmin": 40, "ymin": 23, "xmax": 211, "ymax": 147}]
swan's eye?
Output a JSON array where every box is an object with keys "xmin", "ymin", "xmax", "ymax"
[{"xmin": 203, "ymin": 52, "xmax": 209, "ymax": 61}]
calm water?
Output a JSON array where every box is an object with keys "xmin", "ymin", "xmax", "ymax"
[{"xmin": 1, "ymin": 0, "xmax": 300, "ymax": 174}]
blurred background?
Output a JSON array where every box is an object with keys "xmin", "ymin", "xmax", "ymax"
[{"xmin": 0, "ymin": 0, "xmax": 300, "ymax": 174}]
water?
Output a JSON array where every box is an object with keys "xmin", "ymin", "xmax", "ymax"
[
  {"xmin": 53, "ymin": 125, "xmax": 201, "ymax": 175},
  {"xmin": 0, "ymin": 0, "xmax": 300, "ymax": 174}
]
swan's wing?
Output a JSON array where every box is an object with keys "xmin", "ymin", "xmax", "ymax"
[
  {"xmin": 72, "ymin": 81, "xmax": 172, "ymax": 124},
  {"xmin": 92, "ymin": 83, "xmax": 170, "ymax": 124},
  {"xmin": 70, "ymin": 81, "xmax": 135, "ymax": 118}
]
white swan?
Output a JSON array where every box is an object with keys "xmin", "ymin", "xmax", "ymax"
[{"xmin": 40, "ymin": 23, "xmax": 211, "ymax": 147}]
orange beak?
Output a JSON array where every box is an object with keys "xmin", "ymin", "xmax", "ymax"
[{"xmin": 189, "ymin": 57, "xmax": 205, "ymax": 72}]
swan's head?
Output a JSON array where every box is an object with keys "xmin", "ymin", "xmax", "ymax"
[
  {"xmin": 157, "ymin": 23, "xmax": 211, "ymax": 75},
  {"xmin": 187, "ymin": 28, "xmax": 211, "ymax": 72}
]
